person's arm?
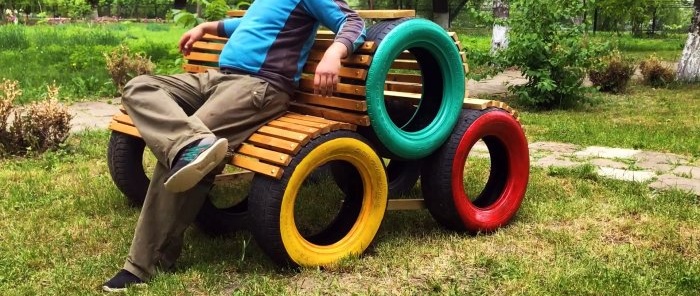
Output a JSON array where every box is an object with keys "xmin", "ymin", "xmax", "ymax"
[
  {"xmin": 178, "ymin": 18, "xmax": 242, "ymax": 56},
  {"xmin": 314, "ymin": 42, "xmax": 348, "ymax": 97},
  {"xmin": 178, "ymin": 21, "xmax": 218, "ymax": 56},
  {"xmin": 303, "ymin": 0, "xmax": 366, "ymax": 97}
]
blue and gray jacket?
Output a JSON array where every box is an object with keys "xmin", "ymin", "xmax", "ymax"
[{"xmin": 216, "ymin": 0, "xmax": 366, "ymax": 95}]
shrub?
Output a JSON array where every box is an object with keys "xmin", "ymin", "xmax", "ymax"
[
  {"xmin": 500, "ymin": 0, "xmax": 605, "ymax": 109},
  {"xmin": 0, "ymin": 80, "xmax": 73, "ymax": 156},
  {"xmin": 204, "ymin": 0, "xmax": 230, "ymax": 21},
  {"xmin": 639, "ymin": 55, "xmax": 676, "ymax": 87},
  {"xmin": 104, "ymin": 45, "xmax": 155, "ymax": 95},
  {"xmin": 588, "ymin": 50, "xmax": 635, "ymax": 94}
]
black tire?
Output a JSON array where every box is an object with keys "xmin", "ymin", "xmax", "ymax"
[
  {"xmin": 248, "ymin": 130, "xmax": 388, "ymax": 267},
  {"xmin": 331, "ymin": 158, "xmax": 421, "ymax": 198},
  {"xmin": 384, "ymin": 159, "xmax": 421, "ymax": 197},
  {"xmin": 107, "ymin": 131, "xmax": 149, "ymax": 206},
  {"xmin": 107, "ymin": 131, "xmax": 247, "ymax": 236},
  {"xmin": 421, "ymin": 108, "xmax": 529, "ymax": 232}
]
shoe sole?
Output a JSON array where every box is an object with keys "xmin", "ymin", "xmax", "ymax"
[
  {"xmin": 102, "ymin": 283, "xmax": 146, "ymax": 293},
  {"xmin": 164, "ymin": 138, "xmax": 228, "ymax": 193}
]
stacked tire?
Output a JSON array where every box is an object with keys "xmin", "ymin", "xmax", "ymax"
[{"xmin": 106, "ymin": 17, "xmax": 530, "ymax": 269}]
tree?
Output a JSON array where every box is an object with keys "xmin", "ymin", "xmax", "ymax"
[
  {"xmin": 491, "ymin": 0, "xmax": 508, "ymax": 52},
  {"xmin": 677, "ymin": 0, "xmax": 700, "ymax": 81},
  {"xmin": 433, "ymin": 0, "xmax": 449, "ymax": 28}
]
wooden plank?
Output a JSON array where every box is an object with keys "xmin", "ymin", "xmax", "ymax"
[
  {"xmin": 236, "ymin": 143, "xmax": 291, "ymax": 166},
  {"xmin": 202, "ymin": 34, "xmax": 228, "ymax": 42},
  {"xmin": 108, "ymin": 121, "xmax": 141, "ymax": 138},
  {"xmin": 384, "ymin": 90, "xmax": 422, "ymax": 103},
  {"xmin": 285, "ymin": 113, "xmax": 338, "ymax": 125},
  {"xmin": 267, "ymin": 119, "xmax": 322, "ymax": 138},
  {"xmin": 298, "ymin": 78, "xmax": 366, "ymax": 96},
  {"xmin": 313, "ymin": 39, "xmax": 376, "ymax": 54},
  {"xmin": 307, "ymin": 51, "xmax": 373, "ymax": 67},
  {"xmin": 283, "ymin": 114, "xmax": 341, "ymax": 131},
  {"xmin": 391, "ymin": 59, "xmax": 421, "ymax": 70},
  {"xmin": 462, "ymin": 98, "xmax": 493, "ymax": 110},
  {"xmin": 227, "ymin": 9, "xmax": 415, "ymax": 19},
  {"xmin": 289, "ymin": 103, "xmax": 370, "ymax": 126},
  {"xmin": 246, "ymin": 133, "xmax": 301, "ymax": 154},
  {"xmin": 213, "ymin": 171, "xmax": 254, "ymax": 185},
  {"xmin": 185, "ymin": 52, "xmax": 219, "ymax": 63},
  {"xmin": 183, "ymin": 64, "xmax": 216, "ymax": 73},
  {"xmin": 303, "ymin": 62, "xmax": 368, "ymax": 80},
  {"xmin": 386, "ymin": 199, "xmax": 425, "ymax": 210},
  {"xmin": 257, "ymin": 126, "xmax": 310, "ymax": 145},
  {"xmin": 386, "ymin": 73, "xmax": 423, "ymax": 84},
  {"xmin": 276, "ymin": 116, "xmax": 332, "ymax": 133},
  {"xmin": 293, "ymin": 91, "xmax": 367, "ymax": 112},
  {"xmin": 192, "ymin": 41, "xmax": 224, "ymax": 52},
  {"xmin": 385, "ymin": 81, "xmax": 422, "ymax": 94},
  {"xmin": 112, "ymin": 113, "xmax": 134, "ymax": 126},
  {"xmin": 448, "ymin": 31, "xmax": 458, "ymax": 42},
  {"xmin": 230, "ymin": 155, "xmax": 283, "ymax": 179}
]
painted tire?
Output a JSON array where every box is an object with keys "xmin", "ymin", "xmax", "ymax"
[
  {"xmin": 107, "ymin": 131, "xmax": 247, "ymax": 236},
  {"xmin": 331, "ymin": 159, "xmax": 421, "ymax": 198},
  {"xmin": 365, "ymin": 18, "xmax": 465, "ymax": 159},
  {"xmin": 421, "ymin": 109, "xmax": 529, "ymax": 233},
  {"xmin": 248, "ymin": 131, "xmax": 388, "ymax": 267}
]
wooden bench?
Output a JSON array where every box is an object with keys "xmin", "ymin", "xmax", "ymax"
[{"xmin": 108, "ymin": 10, "xmax": 518, "ymax": 199}]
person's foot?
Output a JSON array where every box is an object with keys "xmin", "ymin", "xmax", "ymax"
[
  {"xmin": 102, "ymin": 269, "xmax": 145, "ymax": 292},
  {"xmin": 164, "ymin": 137, "xmax": 228, "ymax": 193}
]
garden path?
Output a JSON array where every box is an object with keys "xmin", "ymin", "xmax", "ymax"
[{"xmin": 66, "ymin": 70, "xmax": 699, "ymax": 196}]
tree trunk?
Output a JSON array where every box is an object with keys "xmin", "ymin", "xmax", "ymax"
[
  {"xmin": 677, "ymin": 0, "xmax": 700, "ymax": 82},
  {"xmin": 173, "ymin": 0, "xmax": 187, "ymax": 9},
  {"xmin": 491, "ymin": 0, "xmax": 509, "ymax": 52},
  {"xmin": 433, "ymin": 0, "xmax": 449, "ymax": 29}
]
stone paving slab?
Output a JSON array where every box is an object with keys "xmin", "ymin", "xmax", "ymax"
[
  {"xmin": 528, "ymin": 142, "xmax": 580, "ymax": 154},
  {"xmin": 650, "ymin": 174, "xmax": 700, "ymax": 196},
  {"xmin": 596, "ymin": 167, "xmax": 656, "ymax": 182},
  {"xmin": 574, "ymin": 146, "xmax": 641, "ymax": 159}
]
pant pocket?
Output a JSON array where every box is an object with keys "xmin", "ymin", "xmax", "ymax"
[{"xmin": 251, "ymin": 81, "xmax": 271, "ymax": 110}]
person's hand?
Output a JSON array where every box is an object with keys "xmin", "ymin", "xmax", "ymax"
[
  {"xmin": 314, "ymin": 42, "xmax": 347, "ymax": 97},
  {"xmin": 178, "ymin": 26, "xmax": 205, "ymax": 56}
]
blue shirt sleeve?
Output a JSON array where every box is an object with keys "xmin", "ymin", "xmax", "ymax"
[
  {"xmin": 218, "ymin": 18, "xmax": 242, "ymax": 37},
  {"xmin": 301, "ymin": 0, "xmax": 366, "ymax": 53}
]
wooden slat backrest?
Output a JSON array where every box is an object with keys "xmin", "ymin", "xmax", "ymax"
[{"xmin": 226, "ymin": 9, "xmax": 416, "ymax": 19}]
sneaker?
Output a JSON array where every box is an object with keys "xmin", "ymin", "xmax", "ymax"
[
  {"xmin": 102, "ymin": 269, "xmax": 145, "ymax": 292},
  {"xmin": 164, "ymin": 137, "xmax": 228, "ymax": 193}
]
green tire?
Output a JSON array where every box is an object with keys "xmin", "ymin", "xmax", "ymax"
[{"xmin": 366, "ymin": 18, "xmax": 465, "ymax": 159}]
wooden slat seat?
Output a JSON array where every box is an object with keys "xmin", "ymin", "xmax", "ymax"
[{"xmin": 110, "ymin": 11, "xmax": 472, "ymax": 179}]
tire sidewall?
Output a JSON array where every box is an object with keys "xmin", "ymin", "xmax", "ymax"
[
  {"xmin": 366, "ymin": 18, "xmax": 465, "ymax": 159},
  {"xmin": 451, "ymin": 111, "xmax": 529, "ymax": 232}
]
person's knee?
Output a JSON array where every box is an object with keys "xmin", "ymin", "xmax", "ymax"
[{"xmin": 122, "ymin": 75, "xmax": 157, "ymax": 106}]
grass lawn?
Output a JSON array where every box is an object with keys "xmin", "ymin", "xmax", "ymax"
[
  {"xmin": 521, "ymin": 83, "xmax": 700, "ymax": 157},
  {"xmin": 1, "ymin": 81, "xmax": 699, "ymax": 294},
  {"xmin": 0, "ymin": 23, "xmax": 186, "ymax": 103}
]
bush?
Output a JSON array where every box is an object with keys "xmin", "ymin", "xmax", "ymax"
[
  {"xmin": 588, "ymin": 50, "xmax": 635, "ymax": 94},
  {"xmin": 639, "ymin": 55, "xmax": 676, "ymax": 87},
  {"xmin": 500, "ymin": 0, "xmax": 604, "ymax": 109},
  {"xmin": 204, "ymin": 0, "xmax": 230, "ymax": 21},
  {"xmin": 0, "ymin": 80, "xmax": 73, "ymax": 156},
  {"xmin": 104, "ymin": 45, "xmax": 155, "ymax": 95}
]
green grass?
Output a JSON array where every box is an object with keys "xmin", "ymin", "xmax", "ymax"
[
  {"xmin": 0, "ymin": 23, "xmax": 185, "ymax": 103},
  {"xmin": 520, "ymin": 83, "xmax": 700, "ymax": 157},
  {"xmin": 0, "ymin": 130, "xmax": 698, "ymax": 295}
]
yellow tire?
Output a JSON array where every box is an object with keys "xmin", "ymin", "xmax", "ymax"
[{"xmin": 248, "ymin": 131, "xmax": 388, "ymax": 267}]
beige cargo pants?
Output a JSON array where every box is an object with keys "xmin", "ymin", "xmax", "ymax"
[{"xmin": 120, "ymin": 69, "xmax": 290, "ymax": 280}]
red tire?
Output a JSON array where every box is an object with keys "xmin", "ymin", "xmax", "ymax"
[{"xmin": 422, "ymin": 108, "xmax": 529, "ymax": 233}]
